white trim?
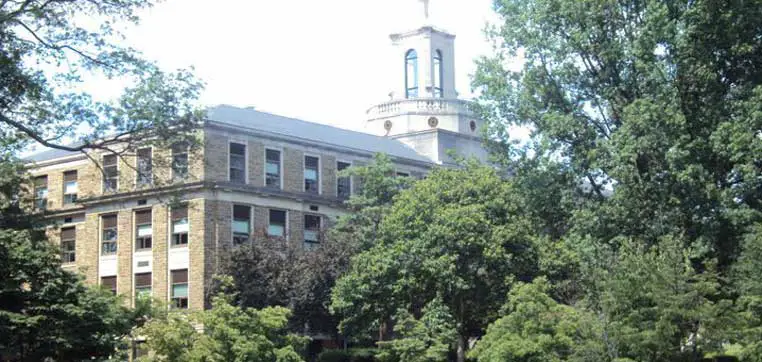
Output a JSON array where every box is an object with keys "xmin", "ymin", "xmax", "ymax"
[
  {"xmin": 135, "ymin": 146, "xmax": 154, "ymax": 188},
  {"xmin": 336, "ymin": 159, "xmax": 353, "ymax": 197},
  {"xmin": 227, "ymin": 139, "xmax": 248, "ymax": 184},
  {"xmin": 102, "ymin": 153, "xmax": 119, "ymax": 193},
  {"xmin": 303, "ymin": 153, "xmax": 321, "ymax": 195},
  {"xmin": 264, "ymin": 145, "xmax": 284, "ymax": 190},
  {"xmin": 266, "ymin": 208, "xmax": 288, "ymax": 238}
]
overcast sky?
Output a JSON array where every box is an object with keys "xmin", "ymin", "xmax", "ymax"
[{"xmin": 106, "ymin": 0, "xmax": 499, "ymax": 131}]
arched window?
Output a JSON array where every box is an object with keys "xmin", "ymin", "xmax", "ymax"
[
  {"xmin": 433, "ymin": 50, "xmax": 443, "ymax": 98},
  {"xmin": 405, "ymin": 49, "xmax": 418, "ymax": 98}
]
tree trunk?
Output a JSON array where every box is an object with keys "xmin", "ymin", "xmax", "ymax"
[{"xmin": 456, "ymin": 333, "xmax": 467, "ymax": 362}]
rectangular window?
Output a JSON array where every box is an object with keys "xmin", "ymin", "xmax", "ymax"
[
  {"xmin": 171, "ymin": 207, "xmax": 189, "ymax": 247},
  {"xmin": 63, "ymin": 171, "xmax": 78, "ymax": 205},
  {"xmin": 136, "ymin": 148, "xmax": 152, "ymax": 186},
  {"xmin": 172, "ymin": 141, "xmax": 189, "ymax": 182},
  {"xmin": 101, "ymin": 276, "xmax": 117, "ymax": 295},
  {"xmin": 34, "ymin": 175, "xmax": 48, "ymax": 210},
  {"xmin": 61, "ymin": 227, "xmax": 76, "ymax": 264},
  {"xmin": 229, "ymin": 142, "xmax": 246, "ymax": 183},
  {"xmin": 304, "ymin": 214, "xmax": 321, "ymax": 247},
  {"xmin": 135, "ymin": 272, "xmax": 152, "ymax": 299},
  {"xmin": 232, "ymin": 205, "xmax": 251, "ymax": 245},
  {"xmin": 103, "ymin": 154, "xmax": 118, "ymax": 192},
  {"xmin": 396, "ymin": 171, "xmax": 409, "ymax": 177},
  {"xmin": 265, "ymin": 149, "xmax": 281, "ymax": 188},
  {"xmin": 101, "ymin": 214, "xmax": 117, "ymax": 255},
  {"xmin": 337, "ymin": 161, "xmax": 351, "ymax": 199},
  {"xmin": 135, "ymin": 210, "xmax": 152, "ymax": 251},
  {"xmin": 268, "ymin": 209, "xmax": 286, "ymax": 238},
  {"xmin": 304, "ymin": 156, "xmax": 320, "ymax": 194},
  {"xmin": 170, "ymin": 269, "xmax": 188, "ymax": 309}
]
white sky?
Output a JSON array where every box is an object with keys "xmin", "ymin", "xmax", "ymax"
[{"xmin": 110, "ymin": 0, "xmax": 499, "ymax": 131}]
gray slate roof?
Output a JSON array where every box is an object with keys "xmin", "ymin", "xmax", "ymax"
[
  {"xmin": 25, "ymin": 105, "xmax": 430, "ymax": 164},
  {"xmin": 207, "ymin": 105, "xmax": 430, "ymax": 163}
]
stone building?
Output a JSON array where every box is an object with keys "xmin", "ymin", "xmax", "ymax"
[{"xmin": 25, "ymin": 5, "xmax": 486, "ymax": 315}]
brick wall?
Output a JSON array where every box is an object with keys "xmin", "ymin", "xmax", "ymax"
[
  {"xmin": 283, "ymin": 147, "xmax": 303, "ymax": 193},
  {"xmin": 288, "ymin": 209, "xmax": 304, "ymax": 243},
  {"xmin": 152, "ymin": 204, "xmax": 169, "ymax": 304},
  {"xmin": 80, "ymin": 213, "xmax": 99, "ymax": 284},
  {"xmin": 248, "ymin": 140, "xmax": 265, "ymax": 187},
  {"xmin": 204, "ymin": 131, "xmax": 228, "ymax": 183},
  {"xmin": 322, "ymin": 155, "xmax": 337, "ymax": 198},
  {"xmin": 188, "ymin": 198, "xmax": 205, "ymax": 310},
  {"xmin": 116, "ymin": 209, "xmax": 133, "ymax": 303}
]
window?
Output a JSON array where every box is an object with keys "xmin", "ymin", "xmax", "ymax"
[
  {"xmin": 34, "ymin": 175, "xmax": 48, "ymax": 210},
  {"xmin": 229, "ymin": 142, "xmax": 246, "ymax": 183},
  {"xmin": 170, "ymin": 269, "xmax": 188, "ymax": 309},
  {"xmin": 135, "ymin": 272, "xmax": 152, "ymax": 299},
  {"xmin": 396, "ymin": 171, "xmax": 409, "ymax": 177},
  {"xmin": 433, "ymin": 49, "xmax": 443, "ymax": 98},
  {"xmin": 172, "ymin": 141, "xmax": 189, "ymax": 182},
  {"xmin": 61, "ymin": 227, "xmax": 76, "ymax": 264},
  {"xmin": 304, "ymin": 156, "xmax": 320, "ymax": 194},
  {"xmin": 337, "ymin": 161, "xmax": 351, "ymax": 199},
  {"xmin": 265, "ymin": 149, "xmax": 281, "ymax": 188},
  {"xmin": 101, "ymin": 276, "xmax": 117, "ymax": 295},
  {"xmin": 136, "ymin": 148, "xmax": 152, "ymax": 186},
  {"xmin": 103, "ymin": 154, "xmax": 118, "ymax": 192},
  {"xmin": 63, "ymin": 171, "xmax": 77, "ymax": 205},
  {"xmin": 304, "ymin": 214, "xmax": 321, "ymax": 248},
  {"xmin": 135, "ymin": 210, "xmax": 152, "ymax": 251},
  {"xmin": 268, "ymin": 209, "xmax": 286, "ymax": 238},
  {"xmin": 405, "ymin": 49, "xmax": 419, "ymax": 98},
  {"xmin": 232, "ymin": 205, "xmax": 251, "ymax": 245},
  {"xmin": 171, "ymin": 207, "xmax": 189, "ymax": 247},
  {"xmin": 101, "ymin": 214, "xmax": 117, "ymax": 255}
]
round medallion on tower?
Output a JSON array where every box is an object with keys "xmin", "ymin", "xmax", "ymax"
[
  {"xmin": 469, "ymin": 120, "xmax": 477, "ymax": 132},
  {"xmin": 384, "ymin": 120, "xmax": 393, "ymax": 132},
  {"xmin": 428, "ymin": 117, "xmax": 439, "ymax": 128}
]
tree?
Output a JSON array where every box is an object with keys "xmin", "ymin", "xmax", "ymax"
[
  {"xmin": 222, "ymin": 235, "xmax": 354, "ymax": 337},
  {"xmin": 1, "ymin": 0, "xmax": 203, "ymax": 170},
  {"xmin": 331, "ymin": 162, "xmax": 538, "ymax": 362},
  {"xmin": 469, "ymin": 277, "xmax": 604, "ymax": 362},
  {"xmin": 138, "ymin": 276, "xmax": 307, "ymax": 362},
  {"xmin": 474, "ymin": 0, "xmax": 762, "ymax": 359},
  {"xmin": 0, "ymin": 159, "xmax": 144, "ymax": 360},
  {"xmin": 377, "ymin": 298, "xmax": 458, "ymax": 362}
]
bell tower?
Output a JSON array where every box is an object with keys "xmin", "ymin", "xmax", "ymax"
[{"xmin": 365, "ymin": 0, "xmax": 487, "ymax": 165}]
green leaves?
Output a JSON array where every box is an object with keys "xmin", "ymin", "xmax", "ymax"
[{"xmin": 138, "ymin": 286, "xmax": 307, "ymax": 362}]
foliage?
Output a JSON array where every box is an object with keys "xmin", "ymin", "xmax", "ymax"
[
  {"xmin": 0, "ymin": 158, "xmax": 142, "ymax": 360},
  {"xmin": 376, "ymin": 298, "xmax": 457, "ymax": 362},
  {"xmin": 317, "ymin": 349, "xmax": 379, "ymax": 362},
  {"xmin": 332, "ymin": 162, "xmax": 538, "ymax": 361},
  {"xmin": 1, "ymin": 0, "xmax": 203, "ymax": 163},
  {"xmin": 470, "ymin": 277, "xmax": 603, "ymax": 362},
  {"xmin": 222, "ymin": 235, "xmax": 354, "ymax": 336},
  {"xmin": 138, "ymin": 277, "xmax": 307, "ymax": 362},
  {"xmin": 333, "ymin": 153, "xmax": 412, "ymax": 251},
  {"xmin": 473, "ymin": 0, "xmax": 762, "ymax": 359}
]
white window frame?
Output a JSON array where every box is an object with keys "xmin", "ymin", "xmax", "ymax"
[
  {"xmin": 231, "ymin": 204, "xmax": 253, "ymax": 245},
  {"xmin": 100, "ymin": 215, "xmax": 118, "ymax": 256},
  {"xmin": 170, "ymin": 209, "xmax": 189, "ymax": 249},
  {"xmin": 336, "ymin": 159, "xmax": 353, "ymax": 198},
  {"xmin": 135, "ymin": 147, "xmax": 154, "ymax": 188},
  {"xmin": 267, "ymin": 208, "xmax": 288, "ymax": 238},
  {"xmin": 63, "ymin": 171, "xmax": 78, "ymax": 205},
  {"xmin": 227, "ymin": 139, "xmax": 248, "ymax": 184},
  {"xmin": 171, "ymin": 141, "xmax": 190, "ymax": 182},
  {"xmin": 102, "ymin": 154, "xmax": 119, "ymax": 193},
  {"xmin": 264, "ymin": 146, "xmax": 284, "ymax": 189},
  {"xmin": 303, "ymin": 154, "xmax": 321, "ymax": 195}
]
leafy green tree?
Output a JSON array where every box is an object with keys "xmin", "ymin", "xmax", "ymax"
[
  {"xmin": 732, "ymin": 224, "xmax": 762, "ymax": 361},
  {"xmin": 470, "ymin": 277, "xmax": 605, "ymax": 362},
  {"xmin": 138, "ymin": 277, "xmax": 307, "ymax": 362},
  {"xmin": 377, "ymin": 298, "xmax": 458, "ymax": 362},
  {"xmin": 332, "ymin": 163, "xmax": 538, "ymax": 362},
  {"xmin": 222, "ymin": 236, "xmax": 354, "ymax": 337},
  {"xmin": 0, "ymin": 159, "xmax": 143, "ymax": 360},
  {"xmin": 1, "ymin": 0, "xmax": 203, "ymax": 169}
]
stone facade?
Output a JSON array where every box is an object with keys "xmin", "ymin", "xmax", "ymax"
[{"xmin": 29, "ymin": 121, "xmax": 433, "ymax": 312}]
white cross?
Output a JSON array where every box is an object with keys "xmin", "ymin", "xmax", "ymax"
[{"xmin": 419, "ymin": 0, "xmax": 430, "ymax": 20}]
